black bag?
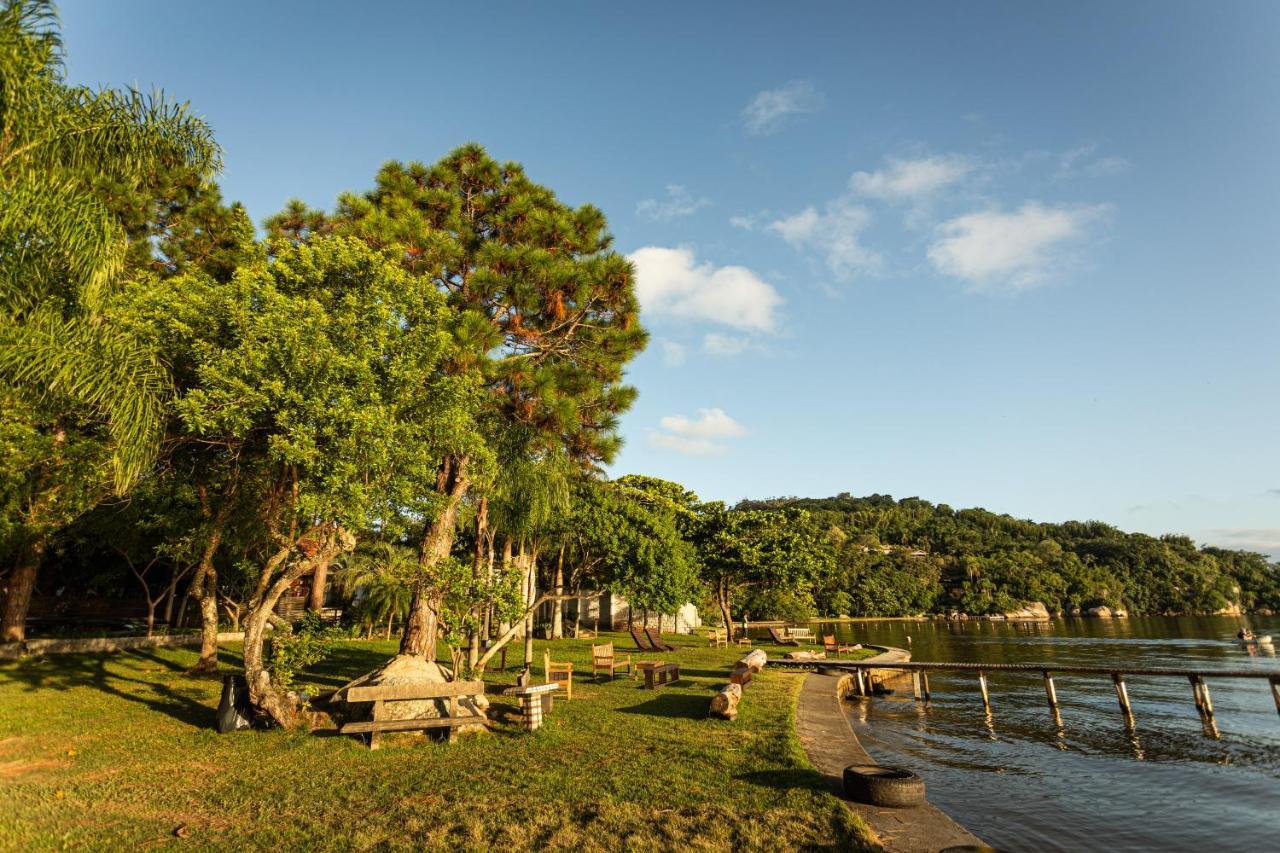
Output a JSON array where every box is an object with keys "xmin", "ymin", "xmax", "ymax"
[{"xmin": 215, "ymin": 674, "xmax": 254, "ymax": 733}]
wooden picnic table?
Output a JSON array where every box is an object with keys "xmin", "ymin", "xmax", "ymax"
[
  {"xmin": 501, "ymin": 682, "xmax": 561, "ymax": 730},
  {"xmin": 636, "ymin": 660, "xmax": 680, "ymax": 689}
]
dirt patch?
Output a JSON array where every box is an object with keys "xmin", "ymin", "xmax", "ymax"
[{"xmin": 0, "ymin": 758, "xmax": 71, "ymax": 780}]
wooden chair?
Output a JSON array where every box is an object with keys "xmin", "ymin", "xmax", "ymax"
[
  {"xmin": 592, "ymin": 642, "xmax": 632, "ymax": 680},
  {"xmin": 543, "ymin": 648, "xmax": 573, "ymax": 700},
  {"xmin": 768, "ymin": 626, "xmax": 801, "ymax": 646},
  {"xmin": 706, "ymin": 627, "xmax": 728, "ymax": 648},
  {"xmin": 645, "ymin": 626, "xmax": 678, "ymax": 652},
  {"xmin": 822, "ymin": 634, "xmax": 857, "ymax": 657}
]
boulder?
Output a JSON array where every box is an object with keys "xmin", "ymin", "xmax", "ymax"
[
  {"xmin": 1086, "ymin": 606, "xmax": 1112, "ymax": 618},
  {"xmin": 1004, "ymin": 602, "xmax": 1051, "ymax": 621}
]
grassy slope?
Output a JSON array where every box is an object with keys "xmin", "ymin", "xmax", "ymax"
[{"xmin": 0, "ymin": 633, "xmax": 878, "ymax": 851}]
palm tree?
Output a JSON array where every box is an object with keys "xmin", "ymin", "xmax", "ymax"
[
  {"xmin": 0, "ymin": 0, "xmax": 219, "ymax": 641},
  {"xmin": 337, "ymin": 543, "xmax": 415, "ymax": 641}
]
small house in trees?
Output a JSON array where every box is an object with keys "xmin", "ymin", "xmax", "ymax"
[{"xmin": 572, "ymin": 591, "xmax": 700, "ymax": 634}]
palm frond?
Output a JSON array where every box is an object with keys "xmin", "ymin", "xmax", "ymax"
[{"xmin": 0, "ymin": 310, "xmax": 170, "ymax": 492}]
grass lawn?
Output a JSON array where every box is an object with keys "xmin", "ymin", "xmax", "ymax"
[{"xmin": 0, "ymin": 632, "xmax": 879, "ymax": 850}]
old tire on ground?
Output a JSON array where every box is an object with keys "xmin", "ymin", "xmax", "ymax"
[{"xmin": 842, "ymin": 764, "xmax": 925, "ymax": 808}]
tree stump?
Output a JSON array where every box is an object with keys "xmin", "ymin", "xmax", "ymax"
[{"xmin": 710, "ymin": 683, "xmax": 742, "ymax": 720}]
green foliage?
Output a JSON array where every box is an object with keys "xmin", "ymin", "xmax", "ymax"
[
  {"xmin": 742, "ymin": 493, "xmax": 1280, "ymax": 615},
  {"xmin": 267, "ymin": 611, "xmax": 342, "ymax": 693}
]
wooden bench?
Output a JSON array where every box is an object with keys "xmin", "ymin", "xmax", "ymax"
[
  {"xmin": 707, "ymin": 628, "xmax": 728, "ymax": 648},
  {"xmin": 639, "ymin": 662, "xmax": 680, "ymax": 689},
  {"xmin": 339, "ymin": 680, "xmax": 486, "ymax": 750}
]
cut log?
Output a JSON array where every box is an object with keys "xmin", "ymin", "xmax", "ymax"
[
  {"xmin": 740, "ymin": 648, "xmax": 767, "ymax": 673},
  {"xmin": 730, "ymin": 663, "xmax": 753, "ymax": 687},
  {"xmin": 710, "ymin": 683, "xmax": 742, "ymax": 720}
]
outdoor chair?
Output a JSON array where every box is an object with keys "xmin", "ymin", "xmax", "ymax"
[
  {"xmin": 592, "ymin": 642, "xmax": 632, "ymax": 680},
  {"xmin": 707, "ymin": 627, "xmax": 728, "ymax": 647},
  {"xmin": 822, "ymin": 634, "xmax": 858, "ymax": 657},
  {"xmin": 543, "ymin": 648, "xmax": 574, "ymax": 700},
  {"xmin": 645, "ymin": 626, "xmax": 678, "ymax": 652},
  {"xmin": 630, "ymin": 625, "xmax": 659, "ymax": 652},
  {"xmin": 768, "ymin": 626, "xmax": 801, "ymax": 646}
]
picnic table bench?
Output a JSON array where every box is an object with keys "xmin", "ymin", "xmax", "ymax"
[
  {"xmin": 502, "ymin": 682, "xmax": 561, "ymax": 731},
  {"xmin": 636, "ymin": 661, "xmax": 680, "ymax": 689},
  {"xmin": 339, "ymin": 680, "xmax": 487, "ymax": 750}
]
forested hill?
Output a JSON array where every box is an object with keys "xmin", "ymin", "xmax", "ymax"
[{"xmin": 736, "ymin": 493, "xmax": 1280, "ymax": 617}]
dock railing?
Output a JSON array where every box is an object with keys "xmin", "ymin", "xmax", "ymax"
[{"xmin": 768, "ymin": 658, "xmax": 1280, "ymax": 734}]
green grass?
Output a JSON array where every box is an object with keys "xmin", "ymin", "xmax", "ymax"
[{"xmin": 0, "ymin": 632, "xmax": 878, "ymax": 851}]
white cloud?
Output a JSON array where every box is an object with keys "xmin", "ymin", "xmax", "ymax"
[
  {"xmin": 850, "ymin": 155, "xmax": 972, "ymax": 202},
  {"xmin": 629, "ymin": 246, "xmax": 782, "ymax": 331},
  {"xmin": 1206, "ymin": 528, "xmax": 1280, "ymax": 558},
  {"xmin": 648, "ymin": 407, "xmax": 747, "ymax": 455},
  {"xmin": 657, "ymin": 339, "xmax": 686, "ymax": 367},
  {"xmin": 767, "ymin": 201, "xmax": 881, "ymax": 280},
  {"xmin": 637, "ymin": 185, "xmax": 710, "ymax": 221},
  {"xmin": 703, "ymin": 333, "xmax": 749, "ymax": 357},
  {"xmin": 729, "ymin": 213, "xmax": 763, "ymax": 230},
  {"xmin": 927, "ymin": 202, "xmax": 1109, "ymax": 292},
  {"xmin": 742, "ymin": 80, "xmax": 824, "ymax": 136},
  {"xmin": 1058, "ymin": 144, "xmax": 1130, "ymax": 179}
]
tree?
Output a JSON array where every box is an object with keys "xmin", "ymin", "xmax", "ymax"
[
  {"xmin": 0, "ymin": 0, "xmax": 218, "ymax": 641},
  {"xmin": 696, "ymin": 506, "xmax": 834, "ymax": 630},
  {"xmin": 125, "ymin": 236, "xmax": 482, "ymax": 724},
  {"xmin": 267, "ymin": 144, "xmax": 646, "ymax": 661}
]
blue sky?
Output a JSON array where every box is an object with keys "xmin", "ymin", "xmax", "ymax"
[{"xmin": 63, "ymin": 1, "xmax": 1280, "ymax": 555}]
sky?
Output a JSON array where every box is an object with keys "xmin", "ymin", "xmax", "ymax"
[{"xmin": 62, "ymin": 1, "xmax": 1280, "ymax": 556}]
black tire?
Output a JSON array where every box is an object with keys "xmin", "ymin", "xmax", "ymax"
[{"xmin": 842, "ymin": 764, "xmax": 926, "ymax": 808}]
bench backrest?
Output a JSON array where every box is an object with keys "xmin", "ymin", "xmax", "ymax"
[
  {"xmin": 593, "ymin": 642, "xmax": 614, "ymax": 662},
  {"xmin": 346, "ymin": 679, "xmax": 485, "ymax": 704},
  {"xmin": 822, "ymin": 634, "xmax": 837, "ymax": 650}
]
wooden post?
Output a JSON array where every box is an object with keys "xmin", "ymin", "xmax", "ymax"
[
  {"xmin": 855, "ymin": 668, "xmax": 867, "ymax": 697},
  {"xmin": 1199, "ymin": 678, "xmax": 1215, "ymax": 722},
  {"xmin": 1189, "ymin": 675, "xmax": 1205, "ymax": 716},
  {"xmin": 1270, "ymin": 677, "xmax": 1280, "ymax": 717},
  {"xmin": 1112, "ymin": 673, "xmax": 1134, "ymax": 724},
  {"xmin": 912, "ymin": 671, "xmax": 922, "ymax": 701},
  {"xmin": 977, "ymin": 670, "xmax": 991, "ymax": 711},
  {"xmin": 1042, "ymin": 671, "xmax": 1059, "ymax": 714},
  {"xmin": 920, "ymin": 671, "xmax": 931, "ymax": 701}
]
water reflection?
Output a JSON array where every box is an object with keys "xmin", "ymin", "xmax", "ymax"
[{"xmin": 809, "ymin": 615, "xmax": 1280, "ymax": 852}]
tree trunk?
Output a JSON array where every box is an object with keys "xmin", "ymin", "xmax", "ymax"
[
  {"xmin": 1, "ymin": 537, "xmax": 45, "ymax": 643},
  {"xmin": 551, "ymin": 545, "xmax": 565, "ymax": 639},
  {"xmin": 718, "ymin": 579, "xmax": 734, "ymax": 640},
  {"xmin": 522, "ymin": 543, "xmax": 536, "ymax": 670},
  {"xmin": 162, "ymin": 572, "xmax": 180, "ymax": 626},
  {"xmin": 307, "ymin": 555, "xmax": 331, "ymax": 612},
  {"xmin": 468, "ymin": 496, "xmax": 488, "ymax": 668},
  {"xmin": 385, "ymin": 610, "xmax": 393, "ymax": 640},
  {"xmin": 497, "ymin": 536, "xmax": 513, "ymax": 636},
  {"xmin": 189, "ymin": 502, "xmax": 231, "ymax": 673},
  {"xmin": 400, "ymin": 455, "xmax": 469, "ymax": 659}
]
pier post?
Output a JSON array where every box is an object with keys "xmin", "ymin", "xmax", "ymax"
[
  {"xmin": 921, "ymin": 671, "xmax": 931, "ymax": 701},
  {"xmin": 854, "ymin": 668, "xmax": 867, "ymax": 697},
  {"xmin": 977, "ymin": 671, "xmax": 991, "ymax": 712},
  {"xmin": 912, "ymin": 671, "xmax": 922, "ymax": 701},
  {"xmin": 1189, "ymin": 676, "xmax": 1204, "ymax": 715},
  {"xmin": 1042, "ymin": 671, "xmax": 1059, "ymax": 714},
  {"xmin": 1111, "ymin": 673, "xmax": 1134, "ymax": 724},
  {"xmin": 1270, "ymin": 677, "xmax": 1280, "ymax": 717}
]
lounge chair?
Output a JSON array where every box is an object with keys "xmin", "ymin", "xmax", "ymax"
[
  {"xmin": 768, "ymin": 626, "xmax": 801, "ymax": 646},
  {"xmin": 592, "ymin": 642, "xmax": 632, "ymax": 680},
  {"xmin": 630, "ymin": 625, "xmax": 659, "ymax": 652},
  {"xmin": 822, "ymin": 634, "xmax": 858, "ymax": 657},
  {"xmin": 645, "ymin": 626, "xmax": 678, "ymax": 652}
]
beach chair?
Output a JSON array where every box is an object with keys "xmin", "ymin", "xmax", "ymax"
[
  {"xmin": 768, "ymin": 626, "xmax": 801, "ymax": 646},
  {"xmin": 645, "ymin": 626, "xmax": 678, "ymax": 652},
  {"xmin": 630, "ymin": 624, "xmax": 659, "ymax": 652}
]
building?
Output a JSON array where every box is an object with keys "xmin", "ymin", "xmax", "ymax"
[{"xmin": 570, "ymin": 591, "xmax": 700, "ymax": 634}]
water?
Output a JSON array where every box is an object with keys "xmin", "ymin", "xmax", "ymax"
[{"xmin": 816, "ymin": 616, "xmax": 1280, "ymax": 852}]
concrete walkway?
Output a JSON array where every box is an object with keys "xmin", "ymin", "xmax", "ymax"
[{"xmin": 795, "ymin": 670, "xmax": 985, "ymax": 852}]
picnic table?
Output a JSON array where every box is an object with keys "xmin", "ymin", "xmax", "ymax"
[{"xmin": 502, "ymin": 682, "xmax": 561, "ymax": 731}]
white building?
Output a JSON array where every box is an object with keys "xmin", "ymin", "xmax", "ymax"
[{"xmin": 571, "ymin": 591, "xmax": 700, "ymax": 634}]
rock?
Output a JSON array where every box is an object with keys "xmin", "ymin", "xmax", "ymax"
[
  {"xmin": 335, "ymin": 654, "xmax": 488, "ymax": 734},
  {"xmin": 1003, "ymin": 602, "xmax": 1051, "ymax": 621},
  {"xmin": 1086, "ymin": 606, "xmax": 1113, "ymax": 618},
  {"xmin": 1214, "ymin": 603, "xmax": 1243, "ymax": 617}
]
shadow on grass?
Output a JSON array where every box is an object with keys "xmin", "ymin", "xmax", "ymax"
[
  {"xmin": 736, "ymin": 767, "xmax": 838, "ymax": 796},
  {"xmin": 0, "ymin": 651, "xmax": 213, "ymax": 729},
  {"xmin": 617, "ymin": 692, "xmax": 711, "ymax": 720}
]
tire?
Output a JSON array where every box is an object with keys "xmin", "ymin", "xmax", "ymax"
[{"xmin": 842, "ymin": 764, "xmax": 926, "ymax": 808}]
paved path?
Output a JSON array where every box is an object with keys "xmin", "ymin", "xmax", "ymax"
[{"xmin": 795, "ymin": 669, "xmax": 985, "ymax": 852}]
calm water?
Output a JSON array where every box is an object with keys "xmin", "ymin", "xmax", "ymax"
[{"xmin": 815, "ymin": 616, "xmax": 1280, "ymax": 852}]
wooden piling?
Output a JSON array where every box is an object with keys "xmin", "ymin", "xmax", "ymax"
[
  {"xmin": 920, "ymin": 671, "xmax": 931, "ymax": 701},
  {"xmin": 1270, "ymin": 677, "xmax": 1280, "ymax": 717},
  {"xmin": 1189, "ymin": 675, "xmax": 1205, "ymax": 715},
  {"xmin": 912, "ymin": 671, "xmax": 922, "ymax": 701},
  {"xmin": 1112, "ymin": 673, "xmax": 1134, "ymax": 724},
  {"xmin": 1199, "ymin": 678, "xmax": 1215, "ymax": 721},
  {"xmin": 854, "ymin": 668, "xmax": 867, "ymax": 697},
  {"xmin": 977, "ymin": 670, "xmax": 991, "ymax": 711},
  {"xmin": 1042, "ymin": 671, "xmax": 1059, "ymax": 714}
]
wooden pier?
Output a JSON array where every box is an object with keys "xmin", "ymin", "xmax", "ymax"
[{"xmin": 769, "ymin": 659, "xmax": 1280, "ymax": 731}]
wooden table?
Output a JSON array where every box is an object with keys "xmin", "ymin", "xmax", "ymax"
[
  {"xmin": 501, "ymin": 682, "xmax": 560, "ymax": 731},
  {"xmin": 636, "ymin": 661, "xmax": 680, "ymax": 689}
]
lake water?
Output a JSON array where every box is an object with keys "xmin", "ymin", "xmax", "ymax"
[{"xmin": 816, "ymin": 616, "xmax": 1280, "ymax": 852}]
